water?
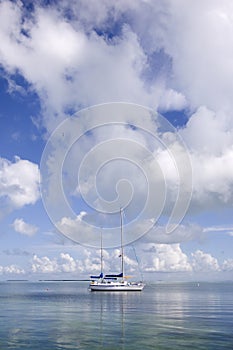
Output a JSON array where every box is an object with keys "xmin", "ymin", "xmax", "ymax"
[{"xmin": 0, "ymin": 281, "xmax": 232, "ymax": 349}]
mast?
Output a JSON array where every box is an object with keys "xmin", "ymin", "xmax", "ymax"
[
  {"xmin": 100, "ymin": 228, "xmax": 103, "ymax": 277},
  {"xmin": 120, "ymin": 208, "xmax": 124, "ymax": 279}
]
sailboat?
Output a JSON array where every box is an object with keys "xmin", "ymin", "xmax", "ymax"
[{"xmin": 89, "ymin": 209, "xmax": 145, "ymax": 291}]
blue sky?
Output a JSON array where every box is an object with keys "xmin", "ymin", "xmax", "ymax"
[{"xmin": 0, "ymin": 0, "xmax": 233, "ymax": 281}]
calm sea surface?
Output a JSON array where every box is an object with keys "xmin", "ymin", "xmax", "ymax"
[{"xmin": 0, "ymin": 281, "xmax": 232, "ymax": 349}]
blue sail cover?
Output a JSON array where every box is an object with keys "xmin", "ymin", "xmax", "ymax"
[
  {"xmin": 90, "ymin": 272, "xmax": 103, "ymax": 279},
  {"xmin": 105, "ymin": 273, "xmax": 123, "ymax": 278}
]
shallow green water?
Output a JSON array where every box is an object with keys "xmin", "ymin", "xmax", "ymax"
[{"xmin": 0, "ymin": 281, "xmax": 232, "ymax": 349}]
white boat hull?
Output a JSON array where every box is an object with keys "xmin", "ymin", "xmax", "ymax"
[{"xmin": 89, "ymin": 281, "xmax": 145, "ymax": 291}]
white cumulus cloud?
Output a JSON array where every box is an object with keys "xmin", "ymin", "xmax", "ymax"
[
  {"xmin": 12, "ymin": 218, "xmax": 38, "ymax": 236},
  {"xmin": 0, "ymin": 156, "xmax": 40, "ymax": 217},
  {"xmin": 32, "ymin": 255, "xmax": 59, "ymax": 274},
  {"xmin": 0, "ymin": 0, "xmax": 187, "ymax": 134},
  {"xmin": 60, "ymin": 253, "xmax": 77, "ymax": 273},
  {"xmin": 0, "ymin": 264, "xmax": 25, "ymax": 275},
  {"xmin": 31, "ymin": 253, "xmax": 83, "ymax": 274},
  {"xmin": 222, "ymin": 259, "xmax": 233, "ymax": 271},
  {"xmin": 191, "ymin": 250, "xmax": 220, "ymax": 272},
  {"xmin": 143, "ymin": 243, "xmax": 192, "ymax": 272}
]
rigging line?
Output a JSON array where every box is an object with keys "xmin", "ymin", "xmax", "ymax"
[
  {"xmin": 132, "ymin": 243, "xmax": 144, "ymax": 282},
  {"xmin": 121, "ymin": 208, "xmax": 144, "ymax": 282},
  {"xmin": 120, "ymin": 207, "xmax": 124, "ymax": 279}
]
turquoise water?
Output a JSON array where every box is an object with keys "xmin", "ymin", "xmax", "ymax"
[{"xmin": 0, "ymin": 282, "xmax": 232, "ymax": 349}]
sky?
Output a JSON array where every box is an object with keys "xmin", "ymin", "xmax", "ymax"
[{"xmin": 0, "ymin": 0, "xmax": 233, "ymax": 282}]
